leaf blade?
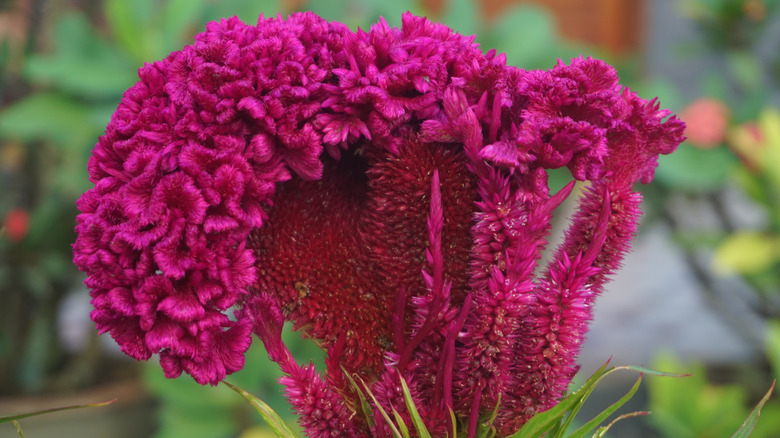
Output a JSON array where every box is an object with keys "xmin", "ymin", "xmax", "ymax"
[
  {"xmin": 0, "ymin": 399, "xmax": 114, "ymax": 424},
  {"xmin": 730, "ymin": 380, "xmax": 776, "ymax": 438},
  {"xmin": 222, "ymin": 381, "xmax": 298, "ymax": 438}
]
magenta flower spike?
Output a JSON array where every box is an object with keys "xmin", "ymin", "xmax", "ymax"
[{"xmin": 73, "ymin": 11, "xmax": 684, "ymax": 437}]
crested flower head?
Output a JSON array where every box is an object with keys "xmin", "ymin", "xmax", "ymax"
[{"xmin": 74, "ymin": 11, "xmax": 684, "ymax": 436}]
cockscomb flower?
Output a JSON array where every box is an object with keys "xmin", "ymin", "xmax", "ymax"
[{"xmin": 73, "ymin": 11, "xmax": 684, "ymax": 437}]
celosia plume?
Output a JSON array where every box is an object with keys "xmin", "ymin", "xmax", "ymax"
[{"xmin": 73, "ymin": 11, "xmax": 684, "ymax": 437}]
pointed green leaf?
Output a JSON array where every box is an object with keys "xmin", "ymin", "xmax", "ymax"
[
  {"xmin": 0, "ymin": 399, "xmax": 114, "ymax": 424},
  {"xmin": 449, "ymin": 408, "xmax": 458, "ymax": 438},
  {"xmin": 392, "ymin": 408, "xmax": 411, "ymax": 438},
  {"xmin": 342, "ymin": 369, "xmax": 376, "ymax": 430},
  {"xmin": 730, "ymin": 381, "xmax": 776, "ymax": 438},
  {"xmin": 222, "ymin": 381, "xmax": 298, "ymax": 438},
  {"xmin": 398, "ymin": 373, "xmax": 432, "ymax": 438},
  {"xmin": 614, "ymin": 365, "xmax": 690, "ymax": 379},
  {"xmin": 477, "ymin": 394, "xmax": 501, "ymax": 438},
  {"xmin": 551, "ymin": 363, "xmax": 622, "ymax": 438},
  {"xmin": 12, "ymin": 420, "xmax": 24, "ymax": 438},
  {"xmin": 591, "ymin": 411, "xmax": 650, "ymax": 438},
  {"xmin": 567, "ymin": 375, "xmax": 644, "ymax": 438},
  {"xmin": 357, "ymin": 376, "xmax": 404, "ymax": 438},
  {"xmin": 510, "ymin": 361, "xmax": 612, "ymax": 438}
]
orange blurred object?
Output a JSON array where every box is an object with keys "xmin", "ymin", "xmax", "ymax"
[{"xmin": 679, "ymin": 98, "xmax": 731, "ymax": 148}]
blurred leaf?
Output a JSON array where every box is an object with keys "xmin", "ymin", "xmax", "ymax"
[
  {"xmin": 25, "ymin": 195, "xmax": 78, "ymax": 249},
  {"xmin": 441, "ymin": 0, "xmax": 479, "ymax": 37},
  {"xmin": 154, "ymin": 401, "xmax": 237, "ymax": 438},
  {"xmin": 105, "ymin": 0, "xmax": 162, "ymax": 63},
  {"xmin": 647, "ymin": 353, "xmax": 752, "ymax": 438},
  {"xmin": 240, "ymin": 426, "xmax": 283, "ymax": 438},
  {"xmin": 161, "ymin": 0, "xmax": 209, "ymax": 49},
  {"xmin": 24, "ymin": 13, "xmax": 137, "ymax": 98},
  {"xmin": 630, "ymin": 78, "xmax": 683, "ymax": 112},
  {"xmin": 143, "ymin": 361, "xmax": 238, "ymax": 409},
  {"xmin": 655, "ymin": 144, "xmax": 737, "ymax": 192},
  {"xmin": 301, "ymin": 0, "xmax": 422, "ymax": 29},
  {"xmin": 767, "ymin": 321, "xmax": 780, "ymax": 382},
  {"xmin": 701, "ymin": 72, "xmax": 731, "ymax": 103},
  {"xmin": 0, "ymin": 92, "xmax": 94, "ymax": 147},
  {"xmin": 732, "ymin": 167, "xmax": 770, "ymax": 207},
  {"xmin": 206, "ymin": 0, "xmax": 284, "ymax": 24},
  {"xmin": 712, "ymin": 231, "xmax": 780, "ymax": 276},
  {"xmin": 726, "ymin": 51, "xmax": 762, "ymax": 96},
  {"xmin": 755, "ymin": 108, "xmax": 780, "ymax": 191},
  {"xmin": 13, "ymin": 419, "xmax": 23, "ymax": 438},
  {"xmin": 145, "ymin": 363, "xmax": 239, "ymax": 438},
  {"xmin": 487, "ymin": 6, "xmax": 557, "ymax": 69},
  {"xmin": 0, "ymin": 399, "xmax": 114, "ymax": 424}
]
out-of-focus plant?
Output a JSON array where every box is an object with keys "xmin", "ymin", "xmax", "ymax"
[
  {"xmin": 647, "ymin": 353, "xmax": 780, "ymax": 438},
  {"xmin": 144, "ymin": 324, "xmax": 325, "ymax": 438},
  {"xmin": 0, "ymin": 0, "xmax": 286, "ymax": 396},
  {"xmin": 644, "ymin": 0, "xmax": 780, "ymax": 435}
]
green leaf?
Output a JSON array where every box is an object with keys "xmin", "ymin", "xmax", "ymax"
[
  {"xmin": 24, "ymin": 13, "xmax": 137, "ymax": 98},
  {"xmin": 591, "ymin": 411, "xmax": 649, "ymax": 438},
  {"xmin": 450, "ymin": 408, "xmax": 458, "ymax": 438},
  {"xmin": 0, "ymin": 399, "xmax": 114, "ymax": 424},
  {"xmin": 477, "ymin": 394, "xmax": 501, "ymax": 438},
  {"xmin": 13, "ymin": 420, "xmax": 24, "ymax": 438},
  {"xmin": 730, "ymin": 381, "xmax": 776, "ymax": 438},
  {"xmin": 357, "ymin": 375, "xmax": 404, "ymax": 438},
  {"xmin": 0, "ymin": 92, "xmax": 95, "ymax": 147},
  {"xmin": 392, "ymin": 408, "xmax": 412, "ymax": 438},
  {"xmin": 647, "ymin": 353, "xmax": 750, "ymax": 438},
  {"xmin": 511, "ymin": 361, "xmax": 612, "ymax": 438},
  {"xmin": 713, "ymin": 231, "xmax": 780, "ymax": 276},
  {"xmin": 342, "ymin": 369, "xmax": 376, "ymax": 430},
  {"xmin": 567, "ymin": 375, "xmax": 643, "ymax": 438},
  {"xmin": 655, "ymin": 144, "xmax": 737, "ymax": 192},
  {"xmin": 222, "ymin": 381, "xmax": 299, "ymax": 438},
  {"xmin": 398, "ymin": 374, "xmax": 432, "ymax": 438}
]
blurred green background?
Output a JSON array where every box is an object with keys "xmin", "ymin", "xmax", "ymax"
[{"xmin": 1, "ymin": 0, "xmax": 779, "ymax": 437}]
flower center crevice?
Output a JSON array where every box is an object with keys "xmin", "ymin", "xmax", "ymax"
[{"xmin": 249, "ymin": 138, "xmax": 478, "ymax": 379}]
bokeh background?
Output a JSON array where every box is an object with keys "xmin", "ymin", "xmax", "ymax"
[{"xmin": 1, "ymin": 0, "xmax": 780, "ymax": 437}]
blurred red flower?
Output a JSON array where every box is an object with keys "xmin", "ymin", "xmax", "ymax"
[
  {"xmin": 679, "ymin": 98, "xmax": 730, "ymax": 148},
  {"xmin": 3, "ymin": 208, "xmax": 29, "ymax": 242}
]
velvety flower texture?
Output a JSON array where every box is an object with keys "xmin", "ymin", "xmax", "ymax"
[{"xmin": 73, "ymin": 11, "xmax": 685, "ymax": 437}]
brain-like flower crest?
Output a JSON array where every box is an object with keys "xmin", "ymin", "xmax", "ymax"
[{"xmin": 74, "ymin": 11, "xmax": 684, "ymax": 437}]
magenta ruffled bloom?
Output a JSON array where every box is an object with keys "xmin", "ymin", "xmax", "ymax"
[{"xmin": 74, "ymin": 11, "xmax": 684, "ymax": 437}]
